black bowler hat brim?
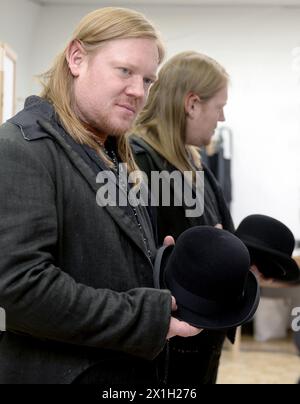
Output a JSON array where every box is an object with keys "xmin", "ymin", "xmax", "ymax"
[
  {"xmin": 241, "ymin": 238, "xmax": 300, "ymax": 282},
  {"xmin": 153, "ymin": 245, "xmax": 174, "ymax": 289},
  {"xmin": 167, "ymin": 269, "xmax": 260, "ymax": 330},
  {"xmin": 154, "ymin": 245, "xmax": 260, "ymax": 330}
]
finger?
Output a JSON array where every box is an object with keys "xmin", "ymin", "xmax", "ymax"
[
  {"xmin": 171, "ymin": 296, "xmax": 178, "ymax": 311},
  {"xmin": 176, "ymin": 319, "xmax": 203, "ymax": 338},
  {"xmin": 163, "ymin": 236, "xmax": 175, "ymax": 247},
  {"xmin": 250, "ymin": 265, "xmax": 261, "ymax": 278},
  {"xmin": 184, "ymin": 325, "xmax": 203, "ymax": 338},
  {"xmin": 214, "ymin": 224, "xmax": 223, "ymax": 229}
]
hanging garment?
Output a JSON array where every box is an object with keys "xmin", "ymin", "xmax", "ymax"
[{"xmin": 201, "ymin": 126, "xmax": 233, "ymax": 210}]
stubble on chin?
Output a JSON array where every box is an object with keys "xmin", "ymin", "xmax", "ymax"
[
  {"xmin": 103, "ymin": 111, "xmax": 138, "ymax": 137},
  {"xmin": 86, "ymin": 114, "xmax": 132, "ymax": 138},
  {"xmin": 106, "ymin": 118, "xmax": 135, "ymax": 137}
]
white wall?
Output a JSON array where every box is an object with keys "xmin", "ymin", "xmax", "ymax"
[
  {"xmin": 13, "ymin": 3, "xmax": 300, "ymax": 239},
  {"xmin": 0, "ymin": 0, "xmax": 40, "ymax": 111}
]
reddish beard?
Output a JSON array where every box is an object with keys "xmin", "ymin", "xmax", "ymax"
[{"xmin": 91, "ymin": 110, "xmax": 137, "ymax": 138}]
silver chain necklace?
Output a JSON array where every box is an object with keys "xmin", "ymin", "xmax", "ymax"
[{"xmin": 100, "ymin": 144, "xmax": 152, "ymax": 260}]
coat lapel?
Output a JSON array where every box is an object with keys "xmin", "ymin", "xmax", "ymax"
[
  {"xmin": 36, "ymin": 119, "xmax": 153, "ymax": 262},
  {"xmin": 131, "ymin": 137, "xmax": 201, "ymax": 226}
]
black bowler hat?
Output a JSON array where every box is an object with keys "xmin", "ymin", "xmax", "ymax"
[
  {"xmin": 235, "ymin": 215, "xmax": 300, "ymax": 282},
  {"xmin": 154, "ymin": 226, "xmax": 260, "ymax": 330}
]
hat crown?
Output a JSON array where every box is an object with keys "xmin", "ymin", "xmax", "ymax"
[
  {"xmin": 165, "ymin": 227, "xmax": 251, "ymax": 303},
  {"xmin": 236, "ymin": 214, "xmax": 295, "ymax": 256}
]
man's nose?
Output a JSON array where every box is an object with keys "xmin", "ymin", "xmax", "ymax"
[
  {"xmin": 219, "ymin": 110, "xmax": 226, "ymax": 122},
  {"xmin": 125, "ymin": 76, "xmax": 145, "ymax": 99}
]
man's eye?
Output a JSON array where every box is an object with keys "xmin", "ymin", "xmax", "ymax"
[
  {"xmin": 144, "ymin": 78, "xmax": 153, "ymax": 87},
  {"xmin": 120, "ymin": 68, "xmax": 131, "ymax": 76}
]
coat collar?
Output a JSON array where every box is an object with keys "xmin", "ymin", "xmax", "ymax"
[
  {"xmin": 9, "ymin": 96, "xmax": 56, "ymax": 141},
  {"xmin": 131, "ymin": 136, "xmax": 203, "ymax": 225},
  {"xmin": 9, "ymin": 97, "xmax": 154, "ymax": 264}
]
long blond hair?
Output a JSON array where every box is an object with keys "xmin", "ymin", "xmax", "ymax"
[
  {"xmin": 134, "ymin": 51, "xmax": 229, "ymax": 177},
  {"xmin": 39, "ymin": 7, "xmax": 165, "ymax": 172}
]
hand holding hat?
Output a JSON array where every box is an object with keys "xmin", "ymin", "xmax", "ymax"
[{"xmin": 167, "ymin": 296, "xmax": 203, "ymax": 339}]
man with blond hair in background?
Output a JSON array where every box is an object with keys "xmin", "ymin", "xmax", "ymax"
[{"xmin": 0, "ymin": 8, "xmax": 200, "ymax": 384}]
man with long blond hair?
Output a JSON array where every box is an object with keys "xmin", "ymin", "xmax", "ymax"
[{"xmin": 0, "ymin": 8, "xmax": 200, "ymax": 384}]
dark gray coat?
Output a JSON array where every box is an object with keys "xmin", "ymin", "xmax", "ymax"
[{"xmin": 0, "ymin": 97, "xmax": 171, "ymax": 384}]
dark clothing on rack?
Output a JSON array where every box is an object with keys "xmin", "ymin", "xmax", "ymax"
[
  {"xmin": 201, "ymin": 127, "xmax": 233, "ymax": 209},
  {"xmin": 131, "ymin": 136, "xmax": 235, "ymax": 385},
  {"xmin": 203, "ymin": 150, "xmax": 232, "ymax": 208}
]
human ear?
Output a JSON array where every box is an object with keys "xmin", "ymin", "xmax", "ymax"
[
  {"xmin": 184, "ymin": 93, "xmax": 200, "ymax": 118},
  {"xmin": 66, "ymin": 39, "xmax": 87, "ymax": 77}
]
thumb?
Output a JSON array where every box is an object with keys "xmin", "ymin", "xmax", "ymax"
[
  {"xmin": 163, "ymin": 236, "xmax": 175, "ymax": 247},
  {"xmin": 171, "ymin": 296, "xmax": 178, "ymax": 312}
]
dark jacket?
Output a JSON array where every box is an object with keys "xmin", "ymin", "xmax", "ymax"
[
  {"xmin": 130, "ymin": 136, "xmax": 235, "ymax": 385},
  {"xmin": 0, "ymin": 97, "xmax": 172, "ymax": 384},
  {"xmin": 130, "ymin": 137, "xmax": 234, "ymax": 242}
]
